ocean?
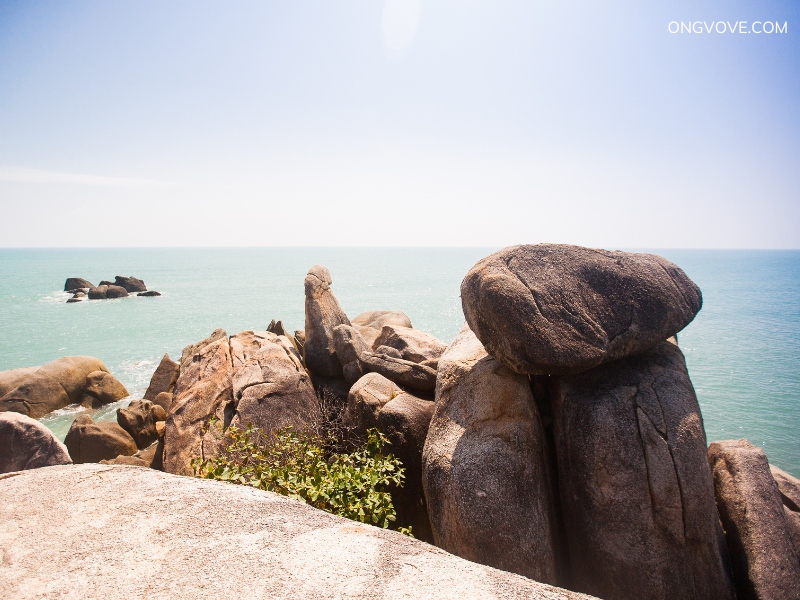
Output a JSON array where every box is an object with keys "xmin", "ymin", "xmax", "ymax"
[{"xmin": 0, "ymin": 248, "xmax": 798, "ymax": 475}]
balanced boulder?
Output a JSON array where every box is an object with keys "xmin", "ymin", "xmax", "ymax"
[
  {"xmin": 65, "ymin": 414, "xmax": 138, "ymax": 464},
  {"xmin": 551, "ymin": 341, "xmax": 733, "ymax": 600},
  {"xmin": 0, "ymin": 412, "xmax": 72, "ymax": 473},
  {"xmin": 422, "ymin": 327, "xmax": 560, "ymax": 584},
  {"xmin": 352, "ymin": 310, "xmax": 412, "ymax": 348},
  {"xmin": 304, "ymin": 265, "xmax": 351, "ymax": 378},
  {"xmin": 143, "ymin": 354, "xmax": 180, "ymax": 401},
  {"xmin": 64, "ymin": 277, "xmax": 94, "ymax": 292},
  {"xmin": 114, "ymin": 275, "xmax": 146, "ymax": 293},
  {"xmin": 0, "ymin": 356, "xmax": 115, "ymax": 419},
  {"xmin": 708, "ymin": 440, "xmax": 800, "ymax": 599},
  {"xmin": 461, "ymin": 244, "xmax": 702, "ymax": 376},
  {"xmin": 117, "ymin": 400, "xmax": 167, "ymax": 449}
]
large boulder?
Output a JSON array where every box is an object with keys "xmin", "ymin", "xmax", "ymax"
[
  {"xmin": 0, "ymin": 366, "xmax": 39, "ymax": 398},
  {"xmin": 422, "ymin": 327, "xmax": 560, "ymax": 584},
  {"xmin": 343, "ymin": 373, "xmax": 401, "ymax": 433},
  {"xmin": 304, "ymin": 265, "xmax": 350, "ymax": 378},
  {"xmin": 64, "ymin": 414, "xmax": 138, "ymax": 464},
  {"xmin": 114, "ymin": 275, "xmax": 147, "ymax": 293},
  {"xmin": 0, "ymin": 357, "xmax": 112, "ymax": 418},
  {"xmin": 0, "ymin": 412, "xmax": 72, "ymax": 473},
  {"xmin": 117, "ymin": 400, "xmax": 167, "ymax": 449},
  {"xmin": 88, "ymin": 285, "xmax": 129, "ymax": 299},
  {"xmin": 551, "ymin": 341, "xmax": 733, "ymax": 600},
  {"xmin": 461, "ymin": 244, "xmax": 702, "ymax": 376},
  {"xmin": 708, "ymin": 440, "xmax": 800, "ymax": 599},
  {"xmin": 373, "ymin": 325, "xmax": 446, "ymax": 365},
  {"xmin": 64, "ymin": 277, "xmax": 94, "ymax": 292},
  {"xmin": 360, "ymin": 352, "xmax": 437, "ymax": 392},
  {"xmin": 143, "ymin": 354, "xmax": 180, "ymax": 401},
  {"xmin": 352, "ymin": 310, "xmax": 413, "ymax": 348},
  {"xmin": 164, "ymin": 330, "xmax": 234, "ymax": 476},
  {"xmin": 770, "ymin": 465, "xmax": 800, "ymax": 554},
  {"xmin": 227, "ymin": 330, "xmax": 322, "ymax": 436},
  {"xmin": 332, "ymin": 324, "xmax": 371, "ymax": 385},
  {"xmin": 105, "ymin": 285, "xmax": 129, "ymax": 299},
  {"xmin": 0, "ymin": 464, "xmax": 597, "ymax": 600},
  {"xmin": 80, "ymin": 370, "xmax": 129, "ymax": 408},
  {"xmin": 378, "ymin": 392, "xmax": 434, "ymax": 543}
]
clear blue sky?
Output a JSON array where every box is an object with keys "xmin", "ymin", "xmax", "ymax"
[{"xmin": 1, "ymin": 0, "xmax": 798, "ymax": 247}]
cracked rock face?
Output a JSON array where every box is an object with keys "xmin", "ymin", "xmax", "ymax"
[
  {"xmin": 303, "ymin": 265, "xmax": 351, "ymax": 378},
  {"xmin": 551, "ymin": 341, "xmax": 734, "ymax": 600},
  {"xmin": 461, "ymin": 244, "xmax": 702, "ymax": 376}
]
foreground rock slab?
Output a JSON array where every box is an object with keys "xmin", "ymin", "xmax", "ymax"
[
  {"xmin": 461, "ymin": 244, "xmax": 702, "ymax": 375},
  {"xmin": 0, "ymin": 412, "xmax": 72, "ymax": 473},
  {"xmin": 0, "ymin": 464, "xmax": 595, "ymax": 600}
]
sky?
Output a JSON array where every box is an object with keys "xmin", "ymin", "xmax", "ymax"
[{"xmin": 0, "ymin": 0, "xmax": 798, "ymax": 248}]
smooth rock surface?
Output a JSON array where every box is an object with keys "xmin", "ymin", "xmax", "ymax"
[
  {"xmin": 143, "ymin": 353, "xmax": 180, "ymax": 401},
  {"xmin": 373, "ymin": 325, "xmax": 447, "ymax": 364},
  {"xmin": 552, "ymin": 341, "xmax": 734, "ymax": 600},
  {"xmin": 304, "ymin": 265, "xmax": 350, "ymax": 378},
  {"xmin": 352, "ymin": 310, "xmax": 413, "ymax": 348},
  {"xmin": 0, "ymin": 367, "xmax": 39, "ymax": 398},
  {"xmin": 343, "ymin": 372, "xmax": 401, "ymax": 433},
  {"xmin": 64, "ymin": 414, "xmax": 138, "ymax": 464},
  {"xmin": 708, "ymin": 440, "xmax": 800, "ymax": 600},
  {"xmin": 0, "ymin": 464, "xmax": 595, "ymax": 600},
  {"xmin": 80, "ymin": 370, "xmax": 129, "ymax": 408},
  {"xmin": 64, "ymin": 277, "xmax": 94, "ymax": 292},
  {"xmin": 0, "ymin": 412, "xmax": 72, "ymax": 473},
  {"xmin": 461, "ymin": 244, "xmax": 702, "ymax": 375},
  {"xmin": 422, "ymin": 327, "xmax": 560, "ymax": 584},
  {"xmin": 0, "ymin": 356, "xmax": 110, "ymax": 418}
]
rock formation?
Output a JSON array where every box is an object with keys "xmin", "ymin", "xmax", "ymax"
[
  {"xmin": 143, "ymin": 354, "xmax": 180, "ymax": 401},
  {"xmin": 81, "ymin": 370, "xmax": 130, "ymax": 408},
  {"xmin": 304, "ymin": 265, "xmax": 350, "ymax": 378},
  {"xmin": 114, "ymin": 275, "xmax": 147, "ymax": 292},
  {"xmin": 551, "ymin": 341, "xmax": 734, "ymax": 600},
  {"xmin": 64, "ymin": 277, "xmax": 94, "ymax": 292},
  {"xmin": 352, "ymin": 310, "xmax": 413, "ymax": 347},
  {"xmin": 0, "ymin": 357, "xmax": 126, "ymax": 419},
  {"xmin": 461, "ymin": 244, "xmax": 702, "ymax": 376},
  {"xmin": 770, "ymin": 464, "xmax": 800, "ymax": 554},
  {"xmin": 422, "ymin": 327, "xmax": 560, "ymax": 584},
  {"xmin": 332, "ymin": 324, "xmax": 371, "ymax": 385},
  {"xmin": 88, "ymin": 284, "xmax": 129, "ymax": 299},
  {"xmin": 343, "ymin": 372, "xmax": 401, "ymax": 433},
  {"xmin": 64, "ymin": 414, "xmax": 138, "ymax": 463},
  {"xmin": 708, "ymin": 440, "xmax": 800, "ymax": 599},
  {"xmin": 117, "ymin": 399, "xmax": 167, "ymax": 449},
  {"xmin": 0, "ymin": 412, "xmax": 72, "ymax": 473}
]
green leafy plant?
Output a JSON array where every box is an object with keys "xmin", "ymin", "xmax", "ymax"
[{"xmin": 192, "ymin": 421, "xmax": 412, "ymax": 534}]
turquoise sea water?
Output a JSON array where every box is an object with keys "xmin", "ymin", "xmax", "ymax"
[{"xmin": 0, "ymin": 248, "xmax": 798, "ymax": 475}]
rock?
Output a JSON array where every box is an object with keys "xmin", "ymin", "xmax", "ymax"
[
  {"xmin": 374, "ymin": 345, "xmax": 403, "ymax": 359},
  {"xmin": 66, "ymin": 298, "xmax": 82, "ymax": 303},
  {"xmin": 227, "ymin": 330, "xmax": 322, "ymax": 437},
  {"xmin": 294, "ymin": 329, "xmax": 305, "ymax": 357},
  {"xmin": 0, "ymin": 366, "xmax": 39, "ymax": 398},
  {"xmin": 422, "ymin": 327, "xmax": 560, "ymax": 584},
  {"xmin": 143, "ymin": 354, "xmax": 180, "ymax": 401},
  {"xmin": 88, "ymin": 285, "xmax": 108, "ymax": 299},
  {"xmin": 164, "ymin": 330, "xmax": 234, "ymax": 476},
  {"xmin": 64, "ymin": 277, "xmax": 94, "ymax": 292},
  {"xmin": 136, "ymin": 438, "xmax": 164, "ymax": 470},
  {"xmin": 114, "ymin": 275, "xmax": 147, "ymax": 293},
  {"xmin": 99, "ymin": 454, "xmax": 149, "ymax": 467},
  {"xmin": 708, "ymin": 440, "xmax": 800, "ymax": 600},
  {"xmin": 137, "ymin": 291, "xmax": 161, "ymax": 297},
  {"xmin": 105, "ymin": 285, "xmax": 129, "ymax": 299},
  {"xmin": 64, "ymin": 414, "xmax": 138, "ymax": 464},
  {"xmin": 99, "ymin": 280, "xmax": 114, "ymax": 286},
  {"xmin": 304, "ymin": 265, "xmax": 351, "ymax": 378},
  {"xmin": 373, "ymin": 325, "xmax": 447, "ymax": 364},
  {"xmin": 117, "ymin": 400, "xmax": 167, "ymax": 449},
  {"xmin": 153, "ymin": 392, "xmax": 173, "ymax": 413},
  {"xmin": 0, "ymin": 356, "xmax": 111, "ymax": 419},
  {"xmin": 352, "ymin": 310, "xmax": 413, "ymax": 348},
  {"xmin": 0, "ymin": 464, "xmax": 597, "ymax": 600},
  {"xmin": 80, "ymin": 370, "xmax": 129, "ymax": 408},
  {"xmin": 377, "ymin": 392, "xmax": 434, "ymax": 543},
  {"xmin": 0, "ymin": 412, "xmax": 72, "ymax": 473},
  {"xmin": 332, "ymin": 324, "xmax": 371, "ymax": 385},
  {"xmin": 461, "ymin": 244, "xmax": 703, "ymax": 376},
  {"xmin": 770, "ymin": 464, "xmax": 800, "ymax": 554},
  {"xmin": 551, "ymin": 341, "xmax": 734, "ymax": 600},
  {"xmin": 360, "ymin": 352, "xmax": 437, "ymax": 392},
  {"xmin": 72, "ymin": 291, "xmax": 87, "ymax": 298},
  {"xmin": 344, "ymin": 373, "xmax": 401, "ymax": 433},
  {"xmin": 266, "ymin": 319, "xmax": 287, "ymax": 336}
]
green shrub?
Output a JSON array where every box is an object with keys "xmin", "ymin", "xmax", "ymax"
[{"xmin": 191, "ymin": 422, "xmax": 412, "ymax": 535}]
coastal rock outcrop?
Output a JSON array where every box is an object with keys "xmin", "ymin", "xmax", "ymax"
[
  {"xmin": 143, "ymin": 354, "xmax": 180, "ymax": 401},
  {"xmin": 461, "ymin": 244, "xmax": 702, "ymax": 376},
  {"xmin": 114, "ymin": 275, "xmax": 147, "ymax": 293},
  {"xmin": 352, "ymin": 310, "xmax": 413, "ymax": 348},
  {"xmin": 0, "ymin": 356, "xmax": 123, "ymax": 419},
  {"xmin": 0, "ymin": 412, "xmax": 72, "ymax": 473},
  {"xmin": 65, "ymin": 414, "xmax": 138, "ymax": 463},
  {"xmin": 117, "ymin": 399, "xmax": 167, "ymax": 449},
  {"xmin": 551, "ymin": 341, "xmax": 734, "ymax": 600},
  {"xmin": 422, "ymin": 327, "xmax": 560, "ymax": 584},
  {"xmin": 304, "ymin": 265, "xmax": 350, "ymax": 378},
  {"xmin": 64, "ymin": 277, "xmax": 94, "ymax": 292},
  {"xmin": 164, "ymin": 329, "xmax": 234, "ymax": 476},
  {"xmin": 88, "ymin": 284, "xmax": 129, "ymax": 300},
  {"xmin": 0, "ymin": 464, "xmax": 597, "ymax": 600},
  {"xmin": 708, "ymin": 440, "xmax": 800, "ymax": 599}
]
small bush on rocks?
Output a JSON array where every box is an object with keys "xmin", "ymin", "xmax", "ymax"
[{"xmin": 192, "ymin": 421, "xmax": 412, "ymax": 535}]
